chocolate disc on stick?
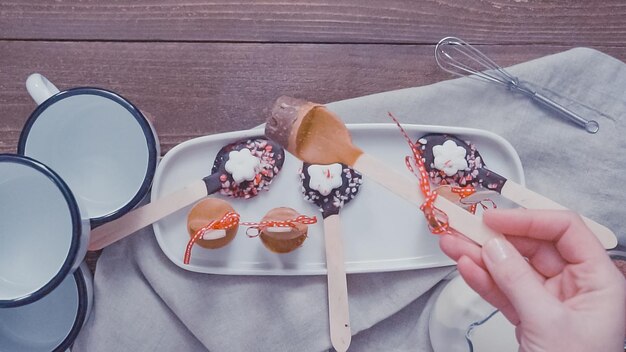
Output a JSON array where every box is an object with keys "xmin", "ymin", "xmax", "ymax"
[
  {"xmin": 208, "ymin": 138, "xmax": 284, "ymax": 198},
  {"xmin": 300, "ymin": 162, "xmax": 363, "ymax": 352},
  {"xmin": 417, "ymin": 133, "xmax": 617, "ymax": 249},
  {"xmin": 300, "ymin": 163, "xmax": 362, "ymax": 218},
  {"xmin": 89, "ymin": 137, "xmax": 285, "ymax": 250},
  {"xmin": 418, "ymin": 134, "xmax": 502, "ymax": 190}
]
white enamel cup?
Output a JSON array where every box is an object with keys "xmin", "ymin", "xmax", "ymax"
[
  {"xmin": 0, "ymin": 262, "xmax": 93, "ymax": 351},
  {"xmin": 429, "ymin": 273, "xmax": 518, "ymax": 352},
  {"xmin": 0, "ymin": 155, "xmax": 90, "ymax": 307},
  {"xmin": 19, "ymin": 73, "xmax": 160, "ymax": 227}
]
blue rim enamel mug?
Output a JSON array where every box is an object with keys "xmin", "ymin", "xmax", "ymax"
[
  {"xmin": 19, "ymin": 73, "xmax": 160, "ymax": 227},
  {"xmin": 0, "ymin": 154, "xmax": 90, "ymax": 307},
  {"xmin": 0, "ymin": 262, "xmax": 93, "ymax": 351},
  {"xmin": 429, "ymin": 273, "xmax": 518, "ymax": 352}
]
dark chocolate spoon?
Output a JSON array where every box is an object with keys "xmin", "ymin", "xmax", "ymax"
[
  {"xmin": 300, "ymin": 162, "xmax": 362, "ymax": 352},
  {"xmin": 418, "ymin": 133, "xmax": 616, "ymax": 249},
  {"xmin": 89, "ymin": 137, "xmax": 284, "ymax": 250}
]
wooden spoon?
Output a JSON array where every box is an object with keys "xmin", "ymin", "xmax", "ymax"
[
  {"xmin": 300, "ymin": 162, "xmax": 363, "ymax": 352},
  {"xmin": 265, "ymin": 96, "xmax": 501, "ymax": 246},
  {"xmin": 88, "ymin": 138, "xmax": 284, "ymax": 250},
  {"xmin": 417, "ymin": 133, "xmax": 617, "ymax": 249}
]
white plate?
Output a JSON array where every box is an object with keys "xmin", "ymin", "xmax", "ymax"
[
  {"xmin": 152, "ymin": 124, "xmax": 525, "ymax": 275},
  {"xmin": 429, "ymin": 274, "xmax": 518, "ymax": 352}
]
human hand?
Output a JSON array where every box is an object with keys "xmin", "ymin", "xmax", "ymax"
[{"xmin": 439, "ymin": 208, "xmax": 626, "ymax": 352}]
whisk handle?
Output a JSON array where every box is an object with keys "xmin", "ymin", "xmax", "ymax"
[{"xmin": 530, "ymin": 92, "xmax": 599, "ymax": 133}]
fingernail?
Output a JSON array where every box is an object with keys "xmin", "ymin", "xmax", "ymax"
[{"xmin": 484, "ymin": 237, "xmax": 511, "ymax": 263}]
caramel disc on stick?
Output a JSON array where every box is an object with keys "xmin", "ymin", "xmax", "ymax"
[
  {"xmin": 265, "ymin": 96, "xmax": 502, "ymax": 246},
  {"xmin": 187, "ymin": 198, "xmax": 239, "ymax": 249},
  {"xmin": 258, "ymin": 207, "xmax": 309, "ymax": 253}
]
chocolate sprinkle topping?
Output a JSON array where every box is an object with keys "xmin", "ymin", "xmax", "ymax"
[
  {"xmin": 300, "ymin": 162, "xmax": 363, "ymax": 217},
  {"xmin": 212, "ymin": 137, "xmax": 285, "ymax": 199}
]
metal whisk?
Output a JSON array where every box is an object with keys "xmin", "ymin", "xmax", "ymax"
[{"xmin": 435, "ymin": 36, "xmax": 599, "ymax": 134}]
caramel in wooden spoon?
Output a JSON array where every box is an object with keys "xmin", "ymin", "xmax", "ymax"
[
  {"xmin": 300, "ymin": 162, "xmax": 362, "ymax": 352},
  {"xmin": 267, "ymin": 96, "xmax": 362, "ymax": 165}
]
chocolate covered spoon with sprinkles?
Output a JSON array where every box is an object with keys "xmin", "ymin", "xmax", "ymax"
[
  {"xmin": 300, "ymin": 162, "xmax": 362, "ymax": 352},
  {"xmin": 418, "ymin": 133, "xmax": 616, "ymax": 249},
  {"xmin": 89, "ymin": 137, "xmax": 284, "ymax": 250}
]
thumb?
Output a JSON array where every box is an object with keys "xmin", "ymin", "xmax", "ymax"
[{"xmin": 482, "ymin": 237, "xmax": 556, "ymax": 321}]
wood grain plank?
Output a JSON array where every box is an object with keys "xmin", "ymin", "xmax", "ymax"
[
  {"xmin": 0, "ymin": 1, "xmax": 625, "ymax": 46},
  {"xmin": 4, "ymin": 41, "xmax": 618, "ymax": 155}
]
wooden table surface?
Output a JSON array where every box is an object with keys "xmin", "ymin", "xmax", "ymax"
[{"xmin": 1, "ymin": 1, "xmax": 625, "ymax": 274}]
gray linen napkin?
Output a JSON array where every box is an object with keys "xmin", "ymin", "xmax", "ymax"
[{"xmin": 73, "ymin": 47, "xmax": 626, "ymax": 352}]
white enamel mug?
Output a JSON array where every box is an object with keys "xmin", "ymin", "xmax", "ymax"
[
  {"xmin": 19, "ymin": 73, "xmax": 160, "ymax": 226},
  {"xmin": 429, "ymin": 273, "xmax": 518, "ymax": 352},
  {"xmin": 0, "ymin": 155, "xmax": 90, "ymax": 307},
  {"xmin": 0, "ymin": 262, "xmax": 93, "ymax": 351}
]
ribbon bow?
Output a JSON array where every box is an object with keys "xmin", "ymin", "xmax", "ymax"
[
  {"xmin": 184, "ymin": 211, "xmax": 241, "ymax": 264},
  {"xmin": 388, "ymin": 112, "xmax": 457, "ymax": 235}
]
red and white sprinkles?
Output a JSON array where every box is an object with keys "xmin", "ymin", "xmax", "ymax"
[
  {"xmin": 424, "ymin": 137, "xmax": 483, "ymax": 187},
  {"xmin": 219, "ymin": 139, "xmax": 282, "ymax": 199}
]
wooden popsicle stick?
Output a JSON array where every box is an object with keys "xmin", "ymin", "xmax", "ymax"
[
  {"xmin": 323, "ymin": 214, "xmax": 351, "ymax": 352},
  {"xmin": 88, "ymin": 180, "xmax": 209, "ymax": 250},
  {"xmin": 501, "ymin": 181, "xmax": 617, "ymax": 249},
  {"xmin": 353, "ymin": 153, "xmax": 501, "ymax": 245}
]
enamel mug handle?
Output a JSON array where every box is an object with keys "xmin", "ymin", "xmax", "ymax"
[{"xmin": 26, "ymin": 73, "xmax": 60, "ymax": 105}]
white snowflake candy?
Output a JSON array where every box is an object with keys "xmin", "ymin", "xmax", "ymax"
[
  {"xmin": 225, "ymin": 148, "xmax": 261, "ymax": 184},
  {"xmin": 307, "ymin": 163, "xmax": 343, "ymax": 196},
  {"xmin": 432, "ymin": 140, "xmax": 469, "ymax": 177}
]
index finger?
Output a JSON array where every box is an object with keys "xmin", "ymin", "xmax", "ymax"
[{"xmin": 483, "ymin": 208, "xmax": 606, "ymax": 264}]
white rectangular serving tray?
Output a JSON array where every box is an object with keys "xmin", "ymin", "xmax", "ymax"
[{"xmin": 152, "ymin": 124, "xmax": 525, "ymax": 275}]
